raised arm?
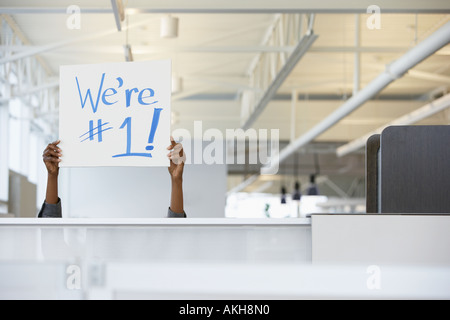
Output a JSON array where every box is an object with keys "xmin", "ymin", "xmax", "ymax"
[
  {"xmin": 167, "ymin": 137, "xmax": 186, "ymax": 217},
  {"xmin": 38, "ymin": 140, "xmax": 62, "ymax": 218}
]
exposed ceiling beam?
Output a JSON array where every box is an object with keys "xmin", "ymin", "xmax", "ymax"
[
  {"xmin": 172, "ymin": 86, "xmax": 217, "ymax": 101},
  {"xmin": 260, "ymin": 20, "xmax": 450, "ymax": 175},
  {"xmin": 1, "ymin": 14, "xmax": 53, "ymax": 75},
  {"xmin": 242, "ymin": 33, "xmax": 318, "ymax": 129},
  {"xmin": 186, "ymin": 77, "xmax": 261, "ymax": 92},
  {"xmin": 336, "ymin": 92, "xmax": 450, "ymax": 157},
  {"xmin": 136, "ymin": 46, "xmax": 295, "ymax": 54},
  {"xmin": 353, "ymin": 14, "xmax": 361, "ymax": 96},
  {"xmin": 407, "ymin": 69, "xmax": 450, "ymax": 83},
  {"xmin": 241, "ymin": 14, "xmax": 318, "ymax": 130},
  {"xmin": 176, "ymin": 92, "xmax": 432, "ymax": 102},
  {"xmin": 0, "ymin": 17, "xmax": 157, "ymax": 65},
  {"xmin": 0, "ymin": 80, "xmax": 59, "ymax": 103},
  {"xmin": 195, "ymin": 21, "xmax": 274, "ymax": 47},
  {"xmin": 3, "ymin": 45, "xmax": 445, "ymax": 55},
  {"xmin": 1, "ymin": 1, "xmax": 450, "ymax": 14},
  {"xmin": 365, "ymin": 63, "xmax": 450, "ymax": 83},
  {"xmin": 246, "ymin": 14, "xmax": 283, "ymax": 76}
]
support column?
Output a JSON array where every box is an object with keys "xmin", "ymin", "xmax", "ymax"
[
  {"xmin": 353, "ymin": 14, "xmax": 360, "ymax": 96},
  {"xmin": 290, "ymin": 89, "xmax": 297, "ymax": 142},
  {"xmin": 0, "ymin": 96, "xmax": 9, "ymax": 203}
]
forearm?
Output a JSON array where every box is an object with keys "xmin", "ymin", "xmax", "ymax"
[
  {"xmin": 170, "ymin": 178, "xmax": 184, "ymax": 214},
  {"xmin": 45, "ymin": 173, "xmax": 59, "ymax": 204}
]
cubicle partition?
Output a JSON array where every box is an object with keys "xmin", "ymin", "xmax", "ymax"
[
  {"xmin": 0, "ymin": 218, "xmax": 315, "ymax": 299},
  {"xmin": 366, "ymin": 125, "xmax": 450, "ymax": 213},
  {"xmin": 1, "ymin": 216, "xmax": 450, "ymax": 299}
]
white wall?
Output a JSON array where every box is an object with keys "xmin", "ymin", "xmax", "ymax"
[{"xmin": 59, "ymin": 164, "xmax": 227, "ymax": 218}]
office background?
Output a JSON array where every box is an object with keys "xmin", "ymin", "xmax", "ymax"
[
  {"xmin": 1, "ymin": 1, "xmax": 449, "ymax": 218},
  {"xmin": 0, "ymin": 0, "xmax": 449, "ymax": 301}
]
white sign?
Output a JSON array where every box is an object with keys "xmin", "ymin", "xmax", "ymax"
[{"xmin": 59, "ymin": 60, "xmax": 171, "ymax": 167}]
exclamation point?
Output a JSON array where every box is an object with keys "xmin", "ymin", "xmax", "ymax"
[{"xmin": 146, "ymin": 108, "xmax": 163, "ymax": 151}]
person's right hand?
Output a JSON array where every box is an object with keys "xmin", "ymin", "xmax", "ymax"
[
  {"xmin": 43, "ymin": 140, "xmax": 62, "ymax": 176},
  {"xmin": 167, "ymin": 137, "xmax": 186, "ymax": 182}
]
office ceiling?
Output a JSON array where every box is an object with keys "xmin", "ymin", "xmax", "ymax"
[{"xmin": 1, "ymin": 0, "xmax": 450, "ymax": 196}]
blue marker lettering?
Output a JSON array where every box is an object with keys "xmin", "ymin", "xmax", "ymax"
[
  {"xmin": 79, "ymin": 119, "xmax": 113, "ymax": 142},
  {"xmin": 145, "ymin": 108, "xmax": 163, "ymax": 151},
  {"xmin": 125, "ymin": 88, "xmax": 139, "ymax": 107},
  {"xmin": 75, "ymin": 73, "xmax": 105, "ymax": 113},
  {"xmin": 138, "ymin": 88, "xmax": 157, "ymax": 105},
  {"xmin": 102, "ymin": 88, "xmax": 118, "ymax": 105},
  {"xmin": 112, "ymin": 117, "xmax": 152, "ymax": 158}
]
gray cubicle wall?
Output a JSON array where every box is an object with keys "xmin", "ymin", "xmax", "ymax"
[
  {"xmin": 379, "ymin": 126, "xmax": 450, "ymax": 213},
  {"xmin": 365, "ymin": 134, "xmax": 380, "ymax": 213},
  {"xmin": 8, "ymin": 171, "xmax": 37, "ymax": 217}
]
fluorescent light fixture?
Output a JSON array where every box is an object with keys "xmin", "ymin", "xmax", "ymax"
[
  {"xmin": 336, "ymin": 92, "xmax": 450, "ymax": 157},
  {"xmin": 111, "ymin": 0, "xmax": 125, "ymax": 31},
  {"xmin": 160, "ymin": 15, "xmax": 179, "ymax": 38},
  {"xmin": 172, "ymin": 75, "xmax": 183, "ymax": 93},
  {"xmin": 123, "ymin": 44, "xmax": 133, "ymax": 61}
]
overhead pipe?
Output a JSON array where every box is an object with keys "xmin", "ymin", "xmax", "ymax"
[
  {"xmin": 261, "ymin": 21, "xmax": 450, "ymax": 175},
  {"xmin": 336, "ymin": 92, "xmax": 450, "ymax": 157},
  {"xmin": 111, "ymin": 0, "xmax": 125, "ymax": 31}
]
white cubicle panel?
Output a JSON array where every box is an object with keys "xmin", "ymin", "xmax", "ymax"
[
  {"xmin": 0, "ymin": 262, "xmax": 83, "ymax": 300},
  {"xmin": 2, "ymin": 261, "xmax": 450, "ymax": 299},
  {"xmin": 58, "ymin": 164, "xmax": 227, "ymax": 218},
  {"xmin": 311, "ymin": 214, "xmax": 450, "ymax": 266},
  {"xmin": 0, "ymin": 218, "xmax": 312, "ymax": 263},
  {"xmin": 98, "ymin": 262, "xmax": 450, "ymax": 300},
  {"xmin": 1, "ymin": 217, "xmax": 450, "ymax": 299},
  {"xmin": 0, "ymin": 218, "xmax": 312, "ymax": 299}
]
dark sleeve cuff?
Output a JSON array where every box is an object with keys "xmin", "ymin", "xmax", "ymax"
[
  {"xmin": 167, "ymin": 207, "xmax": 186, "ymax": 218},
  {"xmin": 38, "ymin": 198, "xmax": 62, "ymax": 218}
]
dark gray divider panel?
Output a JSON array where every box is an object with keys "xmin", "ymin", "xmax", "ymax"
[
  {"xmin": 365, "ymin": 134, "xmax": 380, "ymax": 213},
  {"xmin": 380, "ymin": 125, "xmax": 450, "ymax": 213}
]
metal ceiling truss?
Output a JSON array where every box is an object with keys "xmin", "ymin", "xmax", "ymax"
[
  {"xmin": 260, "ymin": 20, "xmax": 450, "ymax": 175},
  {"xmin": 229, "ymin": 20, "xmax": 450, "ymax": 195},
  {"xmin": 240, "ymin": 13, "xmax": 318, "ymax": 130},
  {"xmin": 0, "ymin": 15, "xmax": 58, "ymax": 137}
]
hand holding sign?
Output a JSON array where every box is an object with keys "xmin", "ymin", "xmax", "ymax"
[
  {"xmin": 43, "ymin": 140, "xmax": 62, "ymax": 176},
  {"xmin": 38, "ymin": 137, "xmax": 187, "ymax": 218},
  {"xmin": 167, "ymin": 136, "xmax": 186, "ymax": 181},
  {"xmin": 59, "ymin": 60, "xmax": 171, "ymax": 167}
]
